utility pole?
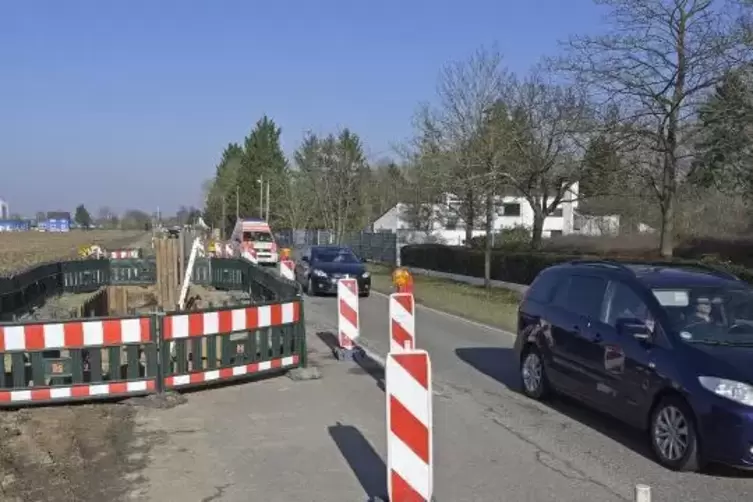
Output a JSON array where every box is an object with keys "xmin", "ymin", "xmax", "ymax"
[
  {"xmin": 221, "ymin": 195, "xmax": 226, "ymax": 240},
  {"xmin": 265, "ymin": 180, "xmax": 270, "ymax": 221},
  {"xmin": 258, "ymin": 176, "xmax": 264, "ymax": 219}
]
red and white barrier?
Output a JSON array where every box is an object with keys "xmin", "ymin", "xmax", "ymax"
[
  {"xmin": 337, "ymin": 278, "xmax": 359, "ymax": 350},
  {"xmin": 242, "ymin": 246, "xmax": 258, "ymax": 264},
  {"xmin": 279, "ymin": 259, "xmax": 295, "ymax": 280},
  {"xmin": 386, "ymin": 349, "xmax": 433, "ymax": 502},
  {"xmin": 109, "ymin": 249, "xmax": 140, "ymax": 259},
  {"xmin": 390, "ymin": 293, "xmax": 415, "ymax": 352}
]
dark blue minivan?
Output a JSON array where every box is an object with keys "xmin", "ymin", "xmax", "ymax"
[{"xmin": 514, "ymin": 260, "xmax": 753, "ymax": 472}]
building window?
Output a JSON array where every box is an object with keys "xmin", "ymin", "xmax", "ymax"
[
  {"xmin": 552, "ymin": 207, "xmax": 563, "ymax": 217},
  {"xmin": 502, "ymin": 203, "xmax": 521, "ymax": 216},
  {"xmin": 445, "ymin": 215, "xmax": 458, "ymax": 230},
  {"xmin": 550, "ymin": 230, "xmax": 563, "ymax": 237}
]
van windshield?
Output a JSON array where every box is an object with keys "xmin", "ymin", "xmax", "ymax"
[
  {"xmin": 652, "ymin": 286, "xmax": 753, "ymax": 345},
  {"xmin": 242, "ymin": 231, "xmax": 273, "ymax": 242}
]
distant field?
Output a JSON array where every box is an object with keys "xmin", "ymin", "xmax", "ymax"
[{"xmin": 0, "ymin": 230, "xmax": 148, "ymax": 274}]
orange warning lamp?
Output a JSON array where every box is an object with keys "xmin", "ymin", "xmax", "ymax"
[
  {"xmin": 280, "ymin": 247, "xmax": 291, "ymax": 260},
  {"xmin": 392, "ymin": 267, "xmax": 414, "ymax": 294}
]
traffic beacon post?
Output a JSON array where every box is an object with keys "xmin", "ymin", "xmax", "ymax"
[{"xmin": 392, "ymin": 267, "xmax": 414, "ymax": 294}]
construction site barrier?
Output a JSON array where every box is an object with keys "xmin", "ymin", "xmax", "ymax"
[
  {"xmin": 389, "ymin": 292, "xmax": 415, "ymax": 352},
  {"xmin": 109, "ymin": 249, "xmax": 142, "ymax": 259},
  {"xmin": 0, "ymin": 313, "xmax": 158, "ymax": 405},
  {"xmin": 279, "ymin": 259, "xmax": 295, "ymax": 281},
  {"xmin": 0, "ymin": 253, "xmax": 307, "ymax": 406},
  {"xmin": 337, "ymin": 278, "xmax": 359, "ymax": 350},
  {"xmin": 161, "ymin": 299, "xmax": 304, "ymax": 389},
  {"xmin": 386, "ymin": 349, "xmax": 433, "ymax": 501}
]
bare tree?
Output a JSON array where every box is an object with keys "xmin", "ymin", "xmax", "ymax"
[
  {"xmin": 411, "ymin": 46, "xmax": 517, "ymax": 286},
  {"xmin": 502, "ymin": 71, "xmax": 594, "ymax": 249},
  {"xmin": 417, "ymin": 47, "xmax": 514, "ymax": 247},
  {"xmin": 558, "ymin": 0, "xmax": 747, "ymax": 257}
]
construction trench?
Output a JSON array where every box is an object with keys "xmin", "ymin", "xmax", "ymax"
[{"xmin": 0, "ymin": 234, "xmax": 259, "ymax": 502}]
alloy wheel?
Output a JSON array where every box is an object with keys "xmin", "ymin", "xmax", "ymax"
[
  {"xmin": 522, "ymin": 352, "xmax": 543, "ymax": 394},
  {"xmin": 653, "ymin": 405, "xmax": 690, "ymax": 462}
]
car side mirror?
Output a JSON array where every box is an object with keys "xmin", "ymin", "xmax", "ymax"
[
  {"xmin": 617, "ymin": 317, "xmax": 652, "ymax": 342},
  {"xmin": 360, "ymin": 257, "xmax": 367, "ymax": 263}
]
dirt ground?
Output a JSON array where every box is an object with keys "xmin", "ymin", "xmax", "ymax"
[
  {"xmin": 0, "ymin": 404, "xmax": 143, "ymax": 502},
  {"xmin": 0, "ymin": 230, "xmax": 148, "ymax": 275}
]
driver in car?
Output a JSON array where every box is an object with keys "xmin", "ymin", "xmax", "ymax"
[{"xmin": 690, "ymin": 297, "xmax": 713, "ymax": 323}]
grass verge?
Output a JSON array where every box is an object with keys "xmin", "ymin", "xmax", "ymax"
[{"xmin": 367, "ymin": 264, "xmax": 520, "ymax": 332}]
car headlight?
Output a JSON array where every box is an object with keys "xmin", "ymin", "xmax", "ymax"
[
  {"xmin": 311, "ymin": 269, "xmax": 327, "ymax": 278},
  {"xmin": 361, "ymin": 272, "xmax": 370, "ymax": 278},
  {"xmin": 699, "ymin": 376, "xmax": 753, "ymax": 406}
]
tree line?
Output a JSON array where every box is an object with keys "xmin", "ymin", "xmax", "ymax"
[
  {"xmin": 203, "ymin": 0, "xmax": 753, "ymax": 260},
  {"xmin": 70, "ymin": 204, "xmax": 201, "ymax": 230}
]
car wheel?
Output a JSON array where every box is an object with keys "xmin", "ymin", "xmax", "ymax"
[
  {"xmin": 306, "ymin": 277, "xmax": 317, "ymax": 297},
  {"xmin": 520, "ymin": 345, "xmax": 549, "ymax": 400},
  {"xmin": 649, "ymin": 396, "xmax": 702, "ymax": 472}
]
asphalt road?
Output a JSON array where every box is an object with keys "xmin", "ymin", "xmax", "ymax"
[{"xmin": 304, "ymin": 290, "xmax": 753, "ymax": 502}]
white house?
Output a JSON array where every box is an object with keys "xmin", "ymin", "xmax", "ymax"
[
  {"xmin": 0, "ymin": 198, "xmax": 8, "ymax": 220},
  {"xmin": 371, "ymin": 182, "xmax": 605, "ymax": 245}
]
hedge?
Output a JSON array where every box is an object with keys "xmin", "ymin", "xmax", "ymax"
[{"xmin": 399, "ymin": 243, "xmax": 753, "ymax": 286}]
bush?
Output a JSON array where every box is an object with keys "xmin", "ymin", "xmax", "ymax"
[
  {"xmin": 400, "ymin": 243, "xmax": 753, "ymax": 285},
  {"xmin": 468, "ymin": 226, "xmax": 531, "ymax": 252}
]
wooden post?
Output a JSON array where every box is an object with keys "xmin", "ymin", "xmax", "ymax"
[{"xmin": 178, "ymin": 231, "xmax": 186, "ymax": 290}]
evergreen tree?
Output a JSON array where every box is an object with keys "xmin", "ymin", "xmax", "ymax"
[
  {"xmin": 237, "ymin": 116, "xmax": 288, "ymax": 224},
  {"xmin": 692, "ymin": 68, "xmax": 753, "ymax": 195}
]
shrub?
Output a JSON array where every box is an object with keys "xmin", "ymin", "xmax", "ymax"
[
  {"xmin": 468, "ymin": 226, "xmax": 531, "ymax": 252},
  {"xmin": 400, "ymin": 243, "xmax": 753, "ymax": 285}
]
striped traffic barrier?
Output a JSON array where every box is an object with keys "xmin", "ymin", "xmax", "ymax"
[
  {"xmin": 390, "ymin": 293, "xmax": 415, "ymax": 352},
  {"xmin": 0, "ymin": 317, "xmax": 151, "ymax": 350},
  {"xmin": 386, "ymin": 349, "xmax": 433, "ymax": 502},
  {"xmin": 279, "ymin": 259, "xmax": 295, "ymax": 280},
  {"xmin": 336, "ymin": 278, "xmax": 359, "ymax": 359},
  {"xmin": 242, "ymin": 247, "xmax": 258, "ymax": 264},
  {"xmin": 109, "ymin": 249, "xmax": 140, "ymax": 259}
]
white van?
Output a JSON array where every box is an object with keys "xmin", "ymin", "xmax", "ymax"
[{"xmin": 231, "ymin": 218, "xmax": 279, "ymax": 265}]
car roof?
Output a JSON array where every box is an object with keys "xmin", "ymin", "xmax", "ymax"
[{"xmin": 548, "ymin": 260, "xmax": 745, "ymax": 290}]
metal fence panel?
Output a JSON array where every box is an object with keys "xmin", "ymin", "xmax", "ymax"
[
  {"xmin": 160, "ymin": 300, "xmax": 303, "ymax": 390},
  {"xmin": 276, "ymin": 229, "xmax": 398, "ymax": 265},
  {"xmin": 0, "ymin": 314, "xmax": 159, "ymax": 406}
]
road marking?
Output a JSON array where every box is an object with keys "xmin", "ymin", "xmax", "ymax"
[{"xmin": 372, "ymin": 290, "xmax": 517, "ymax": 340}]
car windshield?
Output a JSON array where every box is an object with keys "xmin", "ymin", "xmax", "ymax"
[
  {"xmin": 314, "ymin": 249, "xmax": 360, "ymax": 264},
  {"xmin": 652, "ymin": 286, "xmax": 753, "ymax": 345},
  {"xmin": 242, "ymin": 231, "xmax": 273, "ymax": 242}
]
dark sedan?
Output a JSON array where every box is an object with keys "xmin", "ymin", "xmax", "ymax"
[{"xmin": 295, "ymin": 246, "xmax": 371, "ymax": 297}]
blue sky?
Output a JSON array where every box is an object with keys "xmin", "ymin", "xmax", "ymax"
[{"xmin": 0, "ymin": 0, "xmax": 602, "ymax": 216}]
